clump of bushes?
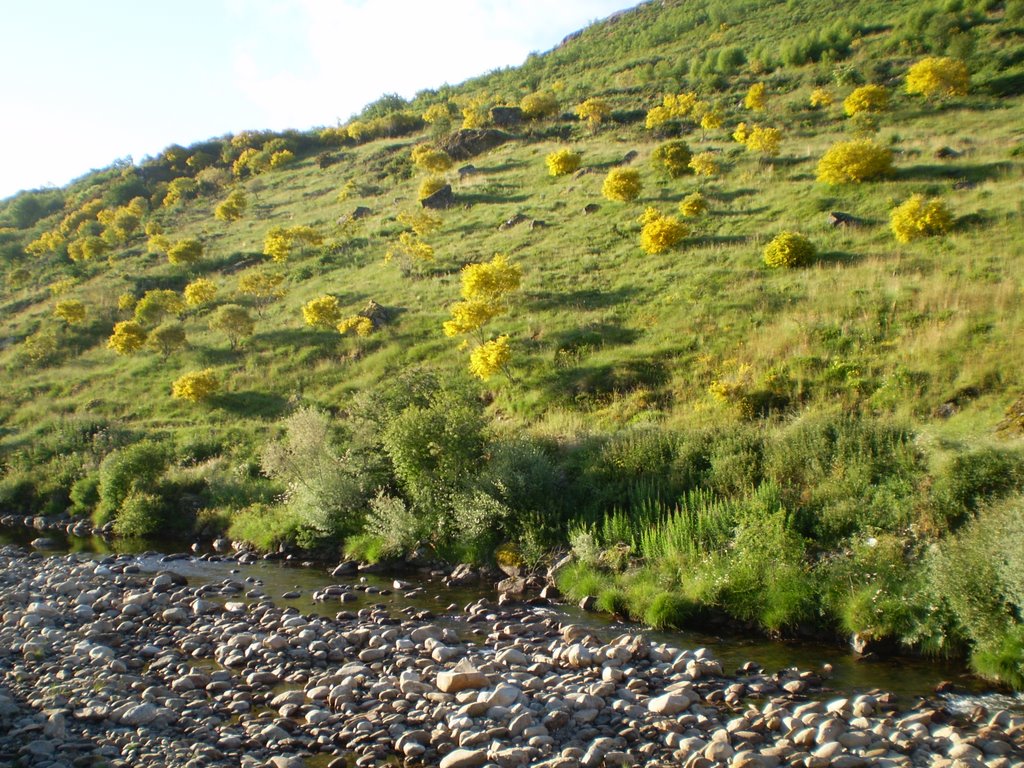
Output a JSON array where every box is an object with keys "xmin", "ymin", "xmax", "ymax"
[
  {"xmin": 638, "ymin": 208, "xmax": 687, "ymax": 254},
  {"xmin": 651, "ymin": 141, "xmax": 693, "ymax": 178}
]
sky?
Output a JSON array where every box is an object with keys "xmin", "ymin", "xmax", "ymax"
[{"xmin": 0, "ymin": 0, "xmax": 632, "ymax": 200}]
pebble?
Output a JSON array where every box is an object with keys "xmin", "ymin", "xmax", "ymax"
[{"xmin": 0, "ymin": 545, "xmax": 1021, "ymax": 768}]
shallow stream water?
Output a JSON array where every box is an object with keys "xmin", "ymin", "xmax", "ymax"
[{"xmin": 3, "ymin": 523, "xmax": 1021, "ymax": 715}]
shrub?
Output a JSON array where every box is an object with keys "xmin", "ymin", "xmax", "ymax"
[
  {"xmin": 360, "ymin": 491, "xmax": 424, "ymax": 558},
  {"xmin": 816, "ymin": 139, "xmax": 893, "ymax": 184},
  {"xmin": 162, "ymin": 177, "xmax": 199, "ymax": 206},
  {"xmin": 678, "ymin": 192, "xmax": 707, "ymax": 217},
  {"xmin": 651, "ymin": 141, "xmax": 693, "ymax": 178},
  {"xmin": 237, "ymin": 271, "xmax": 285, "ymax": 315},
  {"xmin": 269, "ymin": 149, "xmax": 295, "ymax": 169},
  {"xmin": 261, "ymin": 406, "xmax": 366, "ymax": 538},
  {"xmin": 843, "ymin": 84, "xmax": 889, "ymax": 116},
  {"xmin": 171, "ymin": 369, "xmax": 220, "ymax": 402},
  {"xmin": 263, "ymin": 225, "xmax": 322, "ymax": 262},
  {"xmin": 890, "ymin": 194, "xmax": 953, "ymax": 243},
  {"xmin": 94, "ymin": 441, "xmax": 169, "ymax": 526},
  {"xmin": 166, "ymin": 238, "xmax": 203, "ymax": 266},
  {"xmin": 809, "ymin": 88, "xmax": 834, "ymax": 108},
  {"xmin": 688, "ymin": 152, "xmax": 718, "ymax": 177},
  {"xmin": 601, "ymin": 168, "xmax": 642, "ymax": 202},
  {"xmin": 134, "ymin": 289, "xmax": 185, "ymax": 325},
  {"xmin": 410, "ymin": 144, "xmax": 453, "ymax": 173},
  {"xmin": 214, "ymin": 189, "xmax": 247, "ymax": 222},
  {"xmin": 763, "ymin": 231, "xmax": 816, "ymax": 268},
  {"xmin": 520, "ymin": 91, "xmax": 558, "ymax": 119},
  {"xmin": 906, "ymin": 56, "xmax": 969, "ymax": 100},
  {"xmin": 545, "ymin": 149, "xmax": 582, "ymax": 177},
  {"xmin": 744, "ymin": 82, "xmax": 766, "ymax": 111},
  {"xmin": 418, "ymin": 175, "xmax": 448, "ymax": 200},
  {"xmin": 732, "ymin": 122, "xmax": 749, "ymax": 143},
  {"xmin": 639, "ymin": 208, "xmax": 688, "ymax": 254},
  {"xmin": 54, "ymin": 300, "xmax": 86, "ymax": 325},
  {"xmin": 302, "ymin": 295, "xmax": 342, "ymax": 329},
  {"xmin": 112, "ymin": 491, "xmax": 165, "ymax": 538}
]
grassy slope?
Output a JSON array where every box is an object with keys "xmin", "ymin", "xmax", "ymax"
[{"xmin": 3, "ymin": 0, "xmax": 1024, "ymax": 680}]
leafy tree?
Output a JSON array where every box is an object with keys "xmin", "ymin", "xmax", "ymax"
[
  {"xmin": 576, "ymin": 97, "xmax": 611, "ymax": 128},
  {"xmin": 443, "ymin": 253, "xmax": 521, "ymax": 342},
  {"xmin": 651, "ymin": 141, "xmax": 693, "ymax": 178},
  {"xmin": 688, "ymin": 152, "xmax": 719, "ymax": 177},
  {"xmin": 171, "ymin": 369, "xmax": 220, "ymax": 402},
  {"xmin": 546, "ymin": 149, "xmax": 582, "ymax": 176},
  {"xmin": 237, "ymin": 270, "xmax": 285, "ymax": 315},
  {"xmin": 817, "ymin": 139, "xmax": 893, "ymax": 183},
  {"xmin": 679, "ymin": 191, "xmax": 707, "ymax": 217},
  {"xmin": 732, "ymin": 122, "xmax": 749, "ymax": 143},
  {"xmin": 422, "ymin": 103, "xmax": 454, "ymax": 125},
  {"xmin": 843, "ymin": 84, "xmax": 889, "ymax": 116},
  {"xmin": 906, "ymin": 56, "xmax": 969, "ymax": 100},
  {"xmin": 167, "ymin": 238, "xmax": 203, "ymax": 267},
  {"xmin": 890, "ymin": 195, "xmax": 953, "ymax": 243},
  {"xmin": 134, "ymin": 290, "xmax": 185, "ymax": 325},
  {"xmin": 53, "ymin": 299, "xmax": 86, "ymax": 325},
  {"xmin": 469, "ymin": 335, "xmax": 512, "ymax": 381},
  {"xmin": 763, "ymin": 231, "xmax": 816, "ymax": 268},
  {"xmin": 183, "ymin": 278, "xmax": 217, "ymax": 307},
  {"xmin": 107, "ymin": 321, "xmax": 148, "ymax": 355},
  {"xmin": 302, "ymin": 295, "xmax": 342, "ymax": 329},
  {"xmin": 146, "ymin": 322, "xmax": 188, "ymax": 358},
  {"xmin": 601, "ymin": 168, "xmax": 642, "ymax": 202},
  {"xmin": 214, "ymin": 189, "xmax": 248, "ymax": 222},
  {"xmin": 520, "ymin": 91, "xmax": 558, "ymax": 119},
  {"xmin": 209, "ymin": 304, "xmax": 254, "ymax": 349},
  {"xmin": 639, "ymin": 207, "xmax": 688, "ymax": 254},
  {"xmin": 744, "ymin": 125, "xmax": 782, "ymax": 157},
  {"xmin": 744, "ymin": 83, "xmax": 766, "ymax": 111}
]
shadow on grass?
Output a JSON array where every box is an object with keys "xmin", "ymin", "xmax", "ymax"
[
  {"xmin": 548, "ymin": 323, "xmax": 642, "ymax": 351},
  {"xmin": 527, "ymin": 286, "xmax": 639, "ymax": 312},
  {"xmin": 214, "ymin": 390, "xmax": 288, "ymax": 418},
  {"xmin": 713, "ymin": 206, "xmax": 770, "ymax": 217},
  {"xmin": 543, "ymin": 357, "xmax": 671, "ymax": 401},
  {"xmin": 983, "ymin": 71, "xmax": 1024, "ymax": 99},
  {"xmin": 713, "ymin": 188, "xmax": 757, "ymax": 202},
  {"xmin": 477, "ymin": 159, "xmax": 528, "ymax": 174},
  {"xmin": 897, "ymin": 162, "xmax": 1011, "ymax": 183},
  {"xmin": 689, "ymin": 234, "xmax": 750, "ymax": 248},
  {"xmin": 816, "ymin": 250, "xmax": 862, "ymax": 267},
  {"xmin": 459, "ymin": 192, "xmax": 531, "ymax": 205}
]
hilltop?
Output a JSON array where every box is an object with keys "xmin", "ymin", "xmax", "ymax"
[{"xmin": 2, "ymin": 0, "xmax": 1024, "ymax": 685}]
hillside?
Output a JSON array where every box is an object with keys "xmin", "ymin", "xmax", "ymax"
[{"xmin": 2, "ymin": 0, "xmax": 1024, "ymax": 685}]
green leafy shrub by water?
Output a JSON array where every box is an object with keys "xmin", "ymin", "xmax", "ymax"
[{"xmin": 94, "ymin": 442, "xmax": 170, "ymax": 526}]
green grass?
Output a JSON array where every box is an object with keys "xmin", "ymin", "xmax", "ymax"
[{"xmin": 2, "ymin": 0, "xmax": 1024, "ymax": 686}]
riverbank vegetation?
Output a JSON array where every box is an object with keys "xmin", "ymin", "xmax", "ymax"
[{"xmin": 2, "ymin": 0, "xmax": 1024, "ymax": 686}]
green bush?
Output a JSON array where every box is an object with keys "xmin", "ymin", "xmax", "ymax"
[
  {"xmin": 651, "ymin": 140, "xmax": 694, "ymax": 178},
  {"xmin": 112, "ymin": 491, "xmax": 166, "ymax": 538},
  {"xmin": 69, "ymin": 473, "xmax": 101, "ymax": 516},
  {"xmin": 94, "ymin": 441, "xmax": 170, "ymax": 526}
]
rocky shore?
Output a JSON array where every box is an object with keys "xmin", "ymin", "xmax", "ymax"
[{"xmin": 1, "ymin": 547, "xmax": 1022, "ymax": 768}]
